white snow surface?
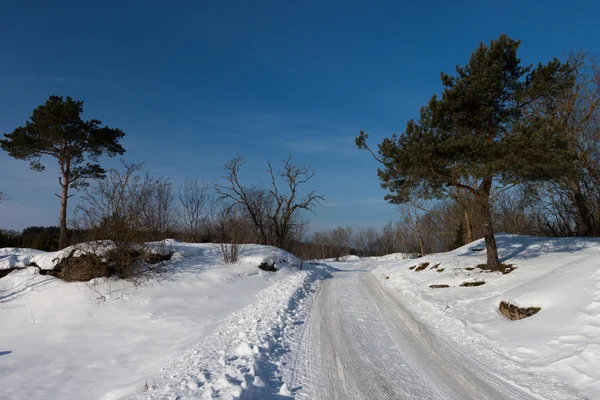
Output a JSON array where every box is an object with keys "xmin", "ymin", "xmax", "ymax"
[
  {"xmin": 0, "ymin": 240, "xmax": 173, "ymax": 271},
  {"xmin": 373, "ymin": 234, "xmax": 600, "ymax": 399},
  {"xmin": 128, "ymin": 264, "xmax": 328, "ymax": 400},
  {"xmin": 2, "ymin": 235, "xmax": 598, "ymax": 399},
  {"xmin": 0, "ymin": 241, "xmax": 304, "ymax": 400}
]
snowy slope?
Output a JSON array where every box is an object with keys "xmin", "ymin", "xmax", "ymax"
[
  {"xmin": 374, "ymin": 235, "xmax": 600, "ymax": 399},
  {"xmin": 0, "ymin": 242, "xmax": 303, "ymax": 400}
]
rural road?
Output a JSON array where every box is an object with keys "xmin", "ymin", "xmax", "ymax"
[{"xmin": 288, "ymin": 262, "xmax": 538, "ymax": 400}]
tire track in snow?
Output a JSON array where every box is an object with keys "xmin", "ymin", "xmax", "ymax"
[{"xmin": 290, "ymin": 261, "xmax": 543, "ymax": 400}]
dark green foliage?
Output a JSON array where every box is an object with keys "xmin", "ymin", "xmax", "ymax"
[
  {"xmin": 0, "ymin": 226, "xmax": 88, "ymax": 251},
  {"xmin": 0, "ymin": 96, "xmax": 126, "ymax": 248},
  {"xmin": 357, "ymin": 34, "xmax": 576, "ymax": 271},
  {"xmin": 450, "ymin": 221, "xmax": 466, "ymax": 250},
  {"xmin": 21, "ymin": 226, "xmax": 60, "ymax": 251},
  {"xmin": 0, "ymin": 230, "xmax": 21, "ymax": 248},
  {"xmin": 0, "ymin": 96, "xmax": 125, "ymax": 182}
]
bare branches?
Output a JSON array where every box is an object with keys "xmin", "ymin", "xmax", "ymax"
[
  {"xmin": 214, "ymin": 154, "xmax": 323, "ymax": 250},
  {"xmin": 178, "ymin": 176, "xmax": 211, "ymax": 242},
  {"xmin": 0, "ymin": 192, "xmax": 8, "ymax": 204}
]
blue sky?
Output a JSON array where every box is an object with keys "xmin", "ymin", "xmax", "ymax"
[{"xmin": 1, "ymin": 0, "xmax": 599, "ymax": 232}]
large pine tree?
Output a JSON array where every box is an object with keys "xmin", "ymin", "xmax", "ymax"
[
  {"xmin": 357, "ymin": 34, "xmax": 576, "ymax": 271},
  {"xmin": 1, "ymin": 96, "xmax": 126, "ymax": 249}
]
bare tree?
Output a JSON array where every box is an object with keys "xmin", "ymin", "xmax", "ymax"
[
  {"xmin": 0, "ymin": 192, "xmax": 8, "ymax": 204},
  {"xmin": 214, "ymin": 154, "xmax": 324, "ymax": 250},
  {"xmin": 142, "ymin": 176, "xmax": 175, "ymax": 239},
  {"xmin": 397, "ymin": 202, "xmax": 427, "ymax": 257},
  {"xmin": 73, "ymin": 162, "xmax": 173, "ymax": 285},
  {"xmin": 549, "ymin": 51, "xmax": 600, "ymax": 236},
  {"xmin": 178, "ymin": 176, "xmax": 211, "ymax": 242},
  {"xmin": 328, "ymin": 226, "xmax": 353, "ymax": 260}
]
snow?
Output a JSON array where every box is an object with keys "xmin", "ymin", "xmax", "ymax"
[
  {"xmin": 2, "ymin": 234, "xmax": 598, "ymax": 399},
  {"xmin": 0, "ymin": 241, "xmax": 117, "ymax": 271},
  {"xmin": 374, "ymin": 234, "xmax": 600, "ymax": 399},
  {"xmin": 127, "ymin": 263, "xmax": 327, "ymax": 399},
  {"xmin": 285, "ymin": 261, "xmax": 544, "ymax": 399},
  {"xmin": 0, "ymin": 242, "xmax": 304, "ymax": 400}
]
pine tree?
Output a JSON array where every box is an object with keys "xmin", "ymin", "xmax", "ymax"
[
  {"xmin": 1, "ymin": 96, "xmax": 126, "ymax": 248},
  {"xmin": 357, "ymin": 34, "xmax": 576, "ymax": 271}
]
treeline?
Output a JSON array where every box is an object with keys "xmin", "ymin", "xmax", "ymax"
[
  {"xmin": 0, "ymin": 156, "xmax": 322, "ymax": 258},
  {"xmin": 0, "ymin": 226, "xmax": 62, "ymax": 251},
  {"xmin": 2, "ymin": 35, "xmax": 600, "ymax": 270}
]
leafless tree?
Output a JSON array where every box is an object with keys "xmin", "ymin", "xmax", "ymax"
[
  {"xmin": 523, "ymin": 51, "xmax": 600, "ymax": 236},
  {"xmin": 328, "ymin": 226, "xmax": 353, "ymax": 260},
  {"xmin": 0, "ymin": 192, "xmax": 8, "ymax": 204},
  {"xmin": 178, "ymin": 176, "xmax": 211, "ymax": 242},
  {"xmin": 397, "ymin": 202, "xmax": 427, "ymax": 256},
  {"xmin": 214, "ymin": 154, "xmax": 324, "ymax": 251},
  {"xmin": 73, "ymin": 162, "xmax": 173, "ymax": 285},
  {"xmin": 142, "ymin": 176, "xmax": 175, "ymax": 239}
]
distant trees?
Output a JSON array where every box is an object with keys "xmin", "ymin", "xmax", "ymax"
[
  {"xmin": 178, "ymin": 176, "xmax": 212, "ymax": 242},
  {"xmin": 0, "ymin": 95, "xmax": 126, "ymax": 248},
  {"xmin": 357, "ymin": 34, "xmax": 577, "ymax": 271},
  {"xmin": 214, "ymin": 154, "xmax": 324, "ymax": 251},
  {"xmin": 529, "ymin": 51, "xmax": 600, "ymax": 236}
]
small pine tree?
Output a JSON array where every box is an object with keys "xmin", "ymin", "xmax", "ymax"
[{"xmin": 450, "ymin": 221, "xmax": 466, "ymax": 251}]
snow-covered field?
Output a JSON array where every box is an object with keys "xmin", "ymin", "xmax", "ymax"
[
  {"xmin": 374, "ymin": 234, "xmax": 600, "ymax": 399},
  {"xmin": 0, "ymin": 241, "xmax": 307, "ymax": 400},
  {"xmin": 2, "ymin": 235, "xmax": 598, "ymax": 399}
]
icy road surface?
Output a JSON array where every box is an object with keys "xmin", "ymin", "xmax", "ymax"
[{"xmin": 288, "ymin": 262, "xmax": 538, "ymax": 400}]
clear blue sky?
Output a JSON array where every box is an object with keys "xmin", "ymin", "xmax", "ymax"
[{"xmin": 1, "ymin": 0, "xmax": 599, "ymax": 232}]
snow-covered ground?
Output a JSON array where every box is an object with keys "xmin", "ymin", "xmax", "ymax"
[
  {"xmin": 374, "ymin": 234, "xmax": 600, "ymax": 399},
  {"xmin": 0, "ymin": 241, "xmax": 306, "ymax": 400},
  {"xmin": 2, "ymin": 235, "xmax": 598, "ymax": 399}
]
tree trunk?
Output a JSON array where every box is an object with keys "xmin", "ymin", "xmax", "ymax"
[
  {"xmin": 464, "ymin": 210, "xmax": 473, "ymax": 243},
  {"xmin": 477, "ymin": 193, "xmax": 501, "ymax": 271},
  {"xmin": 59, "ymin": 182, "xmax": 69, "ymax": 249},
  {"xmin": 568, "ymin": 180, "xmax": 594, "ymax": 236},
  {"xmin": 418, "ymin": 231, "xmax": 425, "ymax": 257}
]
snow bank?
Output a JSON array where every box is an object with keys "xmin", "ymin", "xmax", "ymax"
[
  {"xmin": 0, "ymin": 242, "xmax": 308, "ymax": 400},
  {"xmin": 238, "ymin": 245, "xmax": 302, "ymax": 270},
  {"xmin": 375, "ymin": 234, "xmax": 600, "ymax": 398},
  {"xmin": 0, "ymin": 241, "xmax": 116, "ymax": 271},
  {"xmin": 128, "ymin": 265, "xmax": 327, "ymax": 399}
]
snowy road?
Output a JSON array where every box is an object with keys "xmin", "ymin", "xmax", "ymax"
[{"xmin": 289, "ymin": 262, "xmax": 539, "ymax": 400}]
